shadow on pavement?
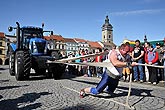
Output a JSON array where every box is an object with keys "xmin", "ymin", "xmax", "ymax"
[
  {"xmin": 0, "ymin": 79, "xmax": 10, "ymax": 83},
  {"xmin": 0, "ymin": 95, "xmax": 3, "ymax": 99},
  {"xmin": 0, "ymin": 85, "xmax": 29, "ymax": 90},
  {"xmin": 0, "ymin": 92, "xmax": 52, "ymax": 110},
  {"xmin": 68, "ymin": 79, "xmax": 98, "ymax": 85}
]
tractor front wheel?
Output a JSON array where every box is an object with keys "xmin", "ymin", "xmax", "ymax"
[
  {"xmin": 15, "ymin": 50, "xmax": 31, "ymax": 81},
  {"xmin": 9, "ymin": 52, "xmax": 15, "ymax": 76}
]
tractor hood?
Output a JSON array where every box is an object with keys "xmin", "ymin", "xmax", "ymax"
[{"xmin": 29, "ymin": 38, "xmax": 48, "ymax": 55}]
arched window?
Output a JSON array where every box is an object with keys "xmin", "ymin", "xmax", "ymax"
[
  {"xmin": 109, "ymin": 35, "xmax": 111, "ymax": 39},
  {"xmin": 0, "ymin": 50, "xmax": 2, "ymax": 54},
  {"xmin": 0, "ymin": 59, "xmax": 2, "ymax": 65}
]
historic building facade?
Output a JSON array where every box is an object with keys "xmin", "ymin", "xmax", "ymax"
[{"xmin": 0, "ymin": 32, "xmax": 9, "ymax": 65}]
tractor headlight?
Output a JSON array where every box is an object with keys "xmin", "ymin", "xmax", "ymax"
[
  {"xmin": 44, "ymin": 42, "xmax": 48, "ymax": 54},
  {"xmin": 32, "ymin": 41, "xmax": 38, "ymax": 53},
  {"xmin": 33, "ymin": 48, "xmax": 38, "ymax": 53}
]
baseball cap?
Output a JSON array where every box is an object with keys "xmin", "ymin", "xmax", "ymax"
[{"xmin": 156, "ymin": 42, "xmax": 160, "ymax": 46}]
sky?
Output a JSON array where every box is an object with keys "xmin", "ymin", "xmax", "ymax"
[{"xmin": 0, "ymin": 0, "xmax": 165, "ymax": 45}]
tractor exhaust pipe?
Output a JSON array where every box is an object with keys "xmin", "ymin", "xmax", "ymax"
[{"xmin": 16, "ymin": 22, "xmax": 21, "ymax": 50}]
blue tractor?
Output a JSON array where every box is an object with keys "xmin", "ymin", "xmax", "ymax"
[{"xmin": 8, "ymin": 22, "xmax": 66, "ymax": 81}]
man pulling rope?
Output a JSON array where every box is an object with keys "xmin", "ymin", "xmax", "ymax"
[{"xmin": 79, "ymin": 43, "xmax": 137, "ymax": 97}]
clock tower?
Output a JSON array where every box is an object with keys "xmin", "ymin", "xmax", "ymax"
[{"xmin": 102, "ymin": 16, "xmax": 113, "ymax": 43}]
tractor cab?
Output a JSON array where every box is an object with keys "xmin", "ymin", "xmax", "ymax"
[{"xmin": 21, "ymin": 27, "xmax": 48, "ymax": 55}]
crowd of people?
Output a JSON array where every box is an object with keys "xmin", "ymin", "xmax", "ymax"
[{"xmin": 61, "ymin": 39, "xmax": 165, "ymax": 86}]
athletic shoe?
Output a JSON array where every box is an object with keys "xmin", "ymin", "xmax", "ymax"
[
  {"xmin": 80, "ymin": 89, "xmax": 86, "ymax": 98},
  {"xmin": 140, "ymin": 80, "xmax": 143, "ymax": 83},
  {"xmin": 134, "ymin": 79, "xmax": 138, "ymax": 82},
  {"xmin": 153, "ymin": 82, "xmax": 157, "ymax": 85}
]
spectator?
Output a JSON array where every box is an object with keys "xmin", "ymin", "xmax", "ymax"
[
  {"xmin": 132, "ymin": 40, "xmax": 145, "ymax": 82},
  {"xmin": 122, "ymin": 54, "xmax": 131, "ymax": 82},
  {"xmin": 154, "ymin": 42, "xmax": 164, "ymax": 82},
  {"xmin": 75, "ymin": 50, "xmax": 81, "ymax": 76},
  {"xmin": 95, "ymin": 48, "xmax": 103, "ymax": 78},
  {"xmin": 143, "ymin": 42, "xmax": 150, "ymax": 82},
  {"xmin": 162, "ymin": 41, "xmax": 165, "ymax": 82},
  {"xmin": 145, "ymin": 45, "xmax": 159, "ymax": 85}
]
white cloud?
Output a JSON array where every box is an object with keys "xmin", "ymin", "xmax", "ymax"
[{"xmin": 109, "ymin": 9, "xmax": 165, "ymax": 16}]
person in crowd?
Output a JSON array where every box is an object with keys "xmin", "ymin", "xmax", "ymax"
[
  {"xmin": 75, "ymin": 50, "xmax": 82, "ymax": 76},
  {"xmin": 162, "ymin": 41, "xmax": 165, "ymax": 82},
  {"xmin": 145, "ymin": 45, "xmax": 159, "ymax": 85},
  {"xmin": 79, "ymin": 43, "xmax": 137, "ymax": 98},
  {"xmin": 67, "ymin": 52, "xmax": 76, "ymax": 75},
  {"xmin": 95, "ymin": 48, "xmax": 103, "ymax": 78},
  {"xmin": 132, "ymin": 40, "xmax": 145, "ymax": 82},
  {"xmin": 121, "ymin": 42, "xmax": 133, "ymax": 82},
  {"xmin": 122, "ymin": 54, "xmax": 131, "ymax": 82},
  {"xmin": 143, "ymin": 42, "xmax": 150, "ymax": 82},
  {"xmin": 87, "ymin": 52, "xmax": 95, "ymax": 77},
  {"xmin": 154, "ymin": 42, "xmax": 164, "ymax": 82},
  {"xmin": 102, "ymin": 48, "xmax": 109, "ymax": 73}
]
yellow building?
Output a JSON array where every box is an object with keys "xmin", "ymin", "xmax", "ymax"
[{"xmin": 0, "ymin": 32, "xmax": 6, "ymax": 65}]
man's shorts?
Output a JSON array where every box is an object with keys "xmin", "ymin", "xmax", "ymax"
[{"xmin": 122, "ymin": 67, "xmax": 130, "ymax": 75}]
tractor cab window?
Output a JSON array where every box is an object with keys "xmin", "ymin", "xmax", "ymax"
[
  {"xmin": 23, "ymin": 31, "xmax": 42, "ymax": 38},
  {"xmin": 22, "ymin": 29, "xmax": 43, "ymax": 49}
]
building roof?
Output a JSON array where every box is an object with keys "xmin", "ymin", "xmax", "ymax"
[
  {"xmin": 64, "ymin": 38, "xmax": 76, "ymax": 43},
  {"xmin": 74, "ymin": 38, "xmax": 87, "ymax": 43},
  {"xmin": 87, "ymin": 41, "xmax": 102, "ymax": 48},
  {"xmin": 44, "ymin": 36, "xmax": 51, "ymax": 40},
  {"xmin": 44, "ymin": 35, "xmax": 65, "ymax": 42},
  {"xmin": 0, "ymin": 32, "xmax": 5, "ymax": 38}
]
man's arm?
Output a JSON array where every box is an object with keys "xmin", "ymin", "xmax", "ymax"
[{"xmin": 109, "ymin": 51, "xmax": 127, "ymax": 67}]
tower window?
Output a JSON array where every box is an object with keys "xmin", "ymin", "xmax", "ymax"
[
  {"xmin": 104, "ymin": 35, "xmax": 105, "ymax": 39},
  {"xmin": 109, "ymin": 35, "xmax": 111, "ymax": 39}
]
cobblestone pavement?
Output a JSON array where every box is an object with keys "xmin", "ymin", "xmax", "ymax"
[{"xmin": 0, "ymin": 65, "xmax": 165, "ymax": 110}]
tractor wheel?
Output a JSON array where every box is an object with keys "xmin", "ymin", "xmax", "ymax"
[
  {"xmin": 45, "ymin": 70, "xmax": 53, "ymax": 78},
  {"xmin": 15, "ymin": 50, "xmax": 31, "ymax": 81},
  {"xmin": 9, "ymin": 52, "xmax": 15, "ymax": 76},
  {"xmin": 23, "ymin": 51, "xmax": 31, "ymax": 79},
  {"xmin": 52, "ymin": 64, "xmax": 66, "ymax": 80}
]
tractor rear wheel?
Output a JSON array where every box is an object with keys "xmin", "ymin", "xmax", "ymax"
[{"xmin": 52, "ymin": 64, "xmax": 66, "ymax": 80}]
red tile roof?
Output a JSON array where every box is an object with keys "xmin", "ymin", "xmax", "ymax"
[
  {"xmin": 0, "ymin": 32, "xmax": 5, "ymax": 38},
  {"xmin": 87, "ymin": 41, "xmax": 102, "ymax": 48},
  {"xmin": 74, "ymin": 38, "xmax": 86, "ymax": 43},
  {"xmin": 64, "ymin": 38, "xmax": 75, "ymax": 43},
  {"xmin": 44, "ymin": 35, "xmax": 64, "ymax": 42},
  {"xmin": 44, "ymin": 36, "xmax": 50, "ymax": 40}
]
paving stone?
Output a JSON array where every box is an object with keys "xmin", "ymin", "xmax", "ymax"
[{"xmin": 0, "ymin": 65, "xmax": 165, "ymax": 110}]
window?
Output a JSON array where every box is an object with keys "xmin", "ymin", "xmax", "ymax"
[
  {"xmin": 109, "ymin": 35, "xmax": 111, "ymax": 39},
  {"xmin": 0, "ymin": 42, "xmax": 2, "ymax": 46},
  {"xmin": 0, "ymin": 50, "xmax": 2, "ymax": 54}
]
